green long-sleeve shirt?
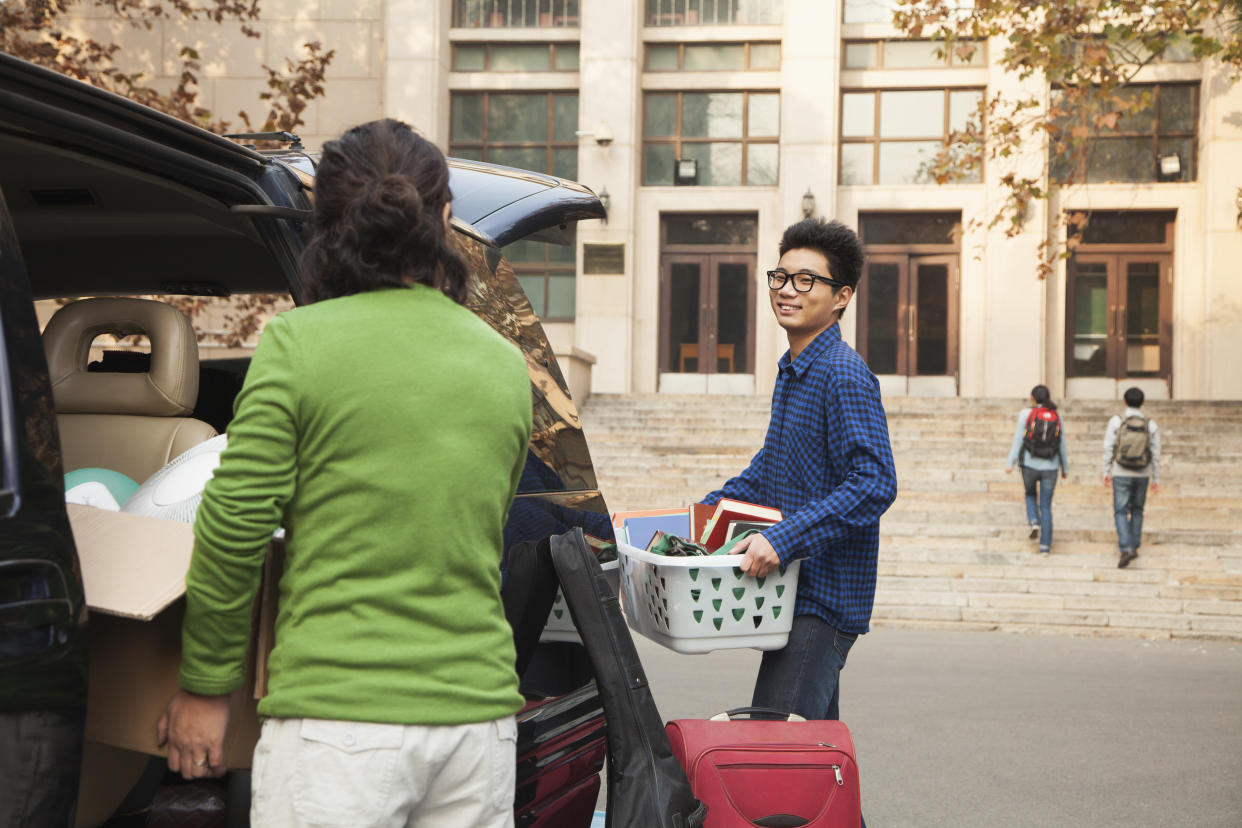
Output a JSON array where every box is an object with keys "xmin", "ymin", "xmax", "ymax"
[{"xmin": 180, "ymin": 286, "xmax": 531, "ymax": 725}]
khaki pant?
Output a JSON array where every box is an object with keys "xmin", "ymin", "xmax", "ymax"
[{"xmin": 250, "ymin": 715, "xmax": 516, "ymax": 828}]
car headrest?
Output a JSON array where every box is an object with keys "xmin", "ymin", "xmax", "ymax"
[{"xmin": 43, "ymin": 298, "xmax": 199, "ymax": 416}]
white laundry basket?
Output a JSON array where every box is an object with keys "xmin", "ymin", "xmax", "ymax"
[
  {"xmin": 540, "ymin": 559, "xmax": 619, "ymax": 644},
  {"xmin": 616, "ymin": 541, "xmax": 799, "ymax": 654}
]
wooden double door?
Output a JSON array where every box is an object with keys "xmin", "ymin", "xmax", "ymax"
[
  {"xmin": 857, "ymin": 254, "xmax": 959, "ymax": 378},
  {"xmin": 660, "ymin": 253, "xmax": 755, "ymax": 375},
  {"xmin": 1067, "ymin": 253, "xmax": 1172, "ymax": 380}
]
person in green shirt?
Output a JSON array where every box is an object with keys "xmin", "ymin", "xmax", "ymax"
[{"xmin": 158, "ymin": 119, "xmax": 532, "ymax": 827}]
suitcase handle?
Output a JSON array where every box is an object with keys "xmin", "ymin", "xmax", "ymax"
[{"xmin": 709, "ymin": 706, "xmax": 807, "ymax": 722}]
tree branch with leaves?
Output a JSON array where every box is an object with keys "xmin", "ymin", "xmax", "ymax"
[
  {"xmin": 4, "ymin": 0, "xmax": 335, "ymax": 343},
  {"xmin": 894, "ymin": 0, "xmax": 1242, "ymax": 277}
]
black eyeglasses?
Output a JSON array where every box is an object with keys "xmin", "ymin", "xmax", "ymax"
[{"xmin": 766, "ymin": 269, "xmax": 847, "ymax": 293}]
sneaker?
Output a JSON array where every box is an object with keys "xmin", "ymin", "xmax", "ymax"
[
  {"xmin": 1118, "ymin": 549, "xmax": 1138, "ymax": 569},
  {"xmin": 1028, "ymin": 523, "xmax": 1040, "ymax": 540},
  {"xmin": 1038, "ymin": 546, "xmax": 1050, "ymax": 555}
]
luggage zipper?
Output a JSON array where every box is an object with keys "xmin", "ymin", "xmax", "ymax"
[
  {"xmin": 694, "ymin": 745, "xmax": 849, "ymax": 788},
  {"xmin": 817, "ymin": 741, "xmax": 846, "ymax": 784}
]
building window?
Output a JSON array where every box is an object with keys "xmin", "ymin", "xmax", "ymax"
[
  {"xmin": 843, "ymin": 39, "xmax": 984, "ymax": 69},
  {"xmin": 646, "ymin": 42, "xmax": 781, "ymax": 71},
  {"xmin": 505, "ymin": 235, "xmax": 577, "ymax": 321},
  {"xmin": 843, "ymin": 0, "xmax": 898, "ymax": 24},
  {"xmin": 453, "ymin": 0, "xmax": 579, "ymax": 28},
  {"xmin": 449, "ymin": 92, "xmax": 579, "ymax": 180},
  {"xmin": 840, "ymin": 88, "xmax": 984, "ymax": 185},
  {"xmin": 1051, "ymin": 83, "xmax": 1198, "ymax": 184},
  {"xmin": 453, "ymin": 43, "xmax": 580, "ymax": 71},
  {"xmin": 645, "ymin": 0, "xmax": 782, "ymax": 26},
  {"xmin": 643, "ymin": 91, "xmax": 780, "ymax": 186}
]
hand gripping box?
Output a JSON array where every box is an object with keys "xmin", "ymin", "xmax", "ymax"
[{"xmin": 69, "ymin": 504, "xmax": 277, "ymax": 826}]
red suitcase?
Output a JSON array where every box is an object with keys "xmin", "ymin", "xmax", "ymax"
[{"xmin": 665, "ymin": 708, "xmax": 861, "ymax": 828}]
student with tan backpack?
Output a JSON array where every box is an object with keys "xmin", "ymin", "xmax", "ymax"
[{"xmin": 1102, "ymin": 387, "xmax": 1162, "ymax": 569}]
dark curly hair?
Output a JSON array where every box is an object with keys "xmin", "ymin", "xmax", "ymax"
[
  {"xmin": 301, "ymin": 119, "xmax": 469, "ymax": 304},
  {"xmin": 778, "ymin": 218, "xmax": 864, "ymax": 290}
]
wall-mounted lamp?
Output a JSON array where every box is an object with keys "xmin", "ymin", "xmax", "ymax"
[
  {"xmin": 674, "ymin": 158, "xmax": 698, "ymax": 186},
  {"xmin": 801, "ymin": 188, "xmax": 816, "ymax": 219},
  {"xmin": 598, "ymin": 186, "xmax": 610, "ymax": 224},
  {"xmin": 1157, "ymin": 152, "xmax": 1181, "ymax": 181},
  {"xmin": 1236, "ymin": 187, "xmax": 1242, "ymax": 230},
  {"xmin": 574, "ymin": 120, "xmax": 614, "ymax": 146}
]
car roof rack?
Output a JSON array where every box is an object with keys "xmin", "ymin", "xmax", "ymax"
[{"xmin": 222, "ymin": 131, "xmax": 304, "ymax": 150}]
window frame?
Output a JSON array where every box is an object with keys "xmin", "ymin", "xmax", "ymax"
[
  {"xmin": 452, "ymin": 0, "xmax": 580, "ymax": 29},
  {"xmin": 506, "ymin": 234, "xmax": 578, "ymax": 322},
  {"xmin": 642, "ymin": 90, "xmax": 781, "ymax": 187},
  {"xmin": 449, "ymin": 91, "xmax": 580, "ymax": 180},
  {"xmin": 643, "ymin": 0, "xmax": 783, "ymax": 27},
  {"xmin": 1051, "ymin": 82, "xmax": 1199, "ymax": 184},
  {"xmin": 838, "ymin": 87, "xmax": 985, "ymax": 186}
]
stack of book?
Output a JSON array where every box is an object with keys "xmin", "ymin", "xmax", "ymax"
[{"xmin": 614, "ymin": 498, "xmax": 782, "ymax": 554}]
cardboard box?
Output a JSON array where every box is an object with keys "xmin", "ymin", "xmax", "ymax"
[{"xmin": 70, "ymin": 503, "xmax": 265, "ymax": 764}]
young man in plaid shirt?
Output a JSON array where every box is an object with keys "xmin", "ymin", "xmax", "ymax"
[{"xmin": 702, "ymin": 217, "xmax": 898, "ymax": 724}]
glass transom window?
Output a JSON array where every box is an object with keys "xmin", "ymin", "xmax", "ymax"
[
  {"xmin": 644, "ymin": 91, "xmax": 780, "ymax": 186},
  {"xmin": 646, "ymin": 41, "xmax": 780, "ymax": 71},
  {"xmin": 453, "ymin": 43, "xmax": 580, "ymax": 71},
  {"xmin": 840, "ymin": 88, "xmax": 983, "ymax": 185},
  {"xmin": 645, "ymin": 0, "xmax": 782, "ymax": 26},
  {"xmin": 844, "ymin": 39, "xmax": 984, "ymax": 69}
]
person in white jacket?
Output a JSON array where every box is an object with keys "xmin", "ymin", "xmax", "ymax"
[{"xmin": 1102, "ymin": 387, "xmax": 1162, "ymax": 569}]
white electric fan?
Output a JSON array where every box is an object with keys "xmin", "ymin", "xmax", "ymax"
[{"xmin": 122, "ymin": 434, "xmax": 228, "ymax": 523}]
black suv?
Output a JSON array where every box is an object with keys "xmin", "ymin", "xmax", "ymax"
[{"xmin": 0, "ymin": 52, "xmax": 611, "ymax": 827}]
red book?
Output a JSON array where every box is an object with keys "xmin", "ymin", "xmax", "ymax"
[
  {"xmin": 699, "ymin": 498, "xmax": 782, "ymax": 551},
  {"xmin": 689, "ymin": 502, "xmax": 715, "ymax": 546}
]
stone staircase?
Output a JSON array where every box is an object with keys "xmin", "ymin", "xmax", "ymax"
[{"xmin": 579, "ymin": 395, "xmax": 1242, "ymax": 641}]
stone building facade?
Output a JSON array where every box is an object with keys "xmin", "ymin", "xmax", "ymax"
[{"xmin": 60, "ymin": 0, "xmax": 1242, "ymax": 400}]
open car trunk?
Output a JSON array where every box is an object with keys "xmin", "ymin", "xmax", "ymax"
[{"xmin": 1, "ymin": 51, "xmax": 612, "ymax": 828}]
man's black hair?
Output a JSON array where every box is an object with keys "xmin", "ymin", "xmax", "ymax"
[
  {"xmin": 1124, "ymin": 387, "xmax": 1145, "ymax": 408},
  {"xmin": 778, "ymin": 218, "xmax": 864, "ymax": 289}
]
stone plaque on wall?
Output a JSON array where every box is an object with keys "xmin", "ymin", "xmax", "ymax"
[{"xmin": 583, "ymin": 243, "xmax": 625, "ymax": 275}]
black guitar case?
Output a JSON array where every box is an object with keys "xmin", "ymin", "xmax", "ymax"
[{"xmin": 549, "ymin": 529, "xmax": 707, "ymax": 828}]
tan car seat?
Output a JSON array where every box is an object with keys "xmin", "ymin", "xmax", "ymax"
[{"xmin": 42, "ymin": 297, "xmax": 218, "ymax": 483}]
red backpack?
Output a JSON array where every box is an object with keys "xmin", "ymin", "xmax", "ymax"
[{"xmin": 1022, "ymin": 407, "xmax": 1062, "ymax": 461}]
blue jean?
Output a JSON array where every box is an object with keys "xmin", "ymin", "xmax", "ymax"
[
  {"xmin": 752, "ymin": 614, "xmax": 858, "ymax": 721},
  {"xmin": 1020, "ymin": 467, "xmax": 1058, "ymax": 549},
  {"xmin": 1112, "ymin": 476, "xmax": 1149, "ymax": 552}
]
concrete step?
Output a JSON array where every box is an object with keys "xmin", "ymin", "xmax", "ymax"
[{"xmin": 580, "ymin": 394, "xmax": 1242, "ymax": 641}]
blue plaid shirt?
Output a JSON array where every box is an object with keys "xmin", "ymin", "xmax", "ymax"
[{"xmin": 703, "ymin": 324, "xmax": 897, "ymax": 634}]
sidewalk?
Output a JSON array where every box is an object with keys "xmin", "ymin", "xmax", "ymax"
[{"xmin": 629, "ymin": 626, "xmax": 1242, "ymax": 827}]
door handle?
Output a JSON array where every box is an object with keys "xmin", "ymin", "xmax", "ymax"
[{"xmin": 907, "ymin": 306, "xmax": 915, "ymax": 343}]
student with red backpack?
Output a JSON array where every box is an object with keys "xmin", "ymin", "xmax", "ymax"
[{"xmin": 1005, "ymin": 385, "xmax": 1069, "ymax": 554}]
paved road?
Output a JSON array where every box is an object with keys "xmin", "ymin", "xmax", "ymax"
[{"xmin": 607, "ymin": 626, "xmax": 1242, "ymax": 828}]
